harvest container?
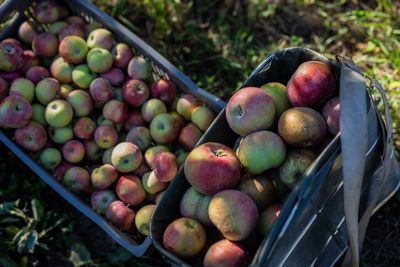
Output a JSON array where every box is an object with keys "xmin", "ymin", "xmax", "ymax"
[
  {"xmin": 150, "ymin": 47, "xmax": 387, "ymax": 266},
  {"xmin": 0, "ymin": 0, "xmax": 225, "ymax": 257}
]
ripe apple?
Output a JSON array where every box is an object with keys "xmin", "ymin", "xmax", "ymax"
[
  {"xmin": 153, "ymin": 151, "xmax": 178, "ymax": 182},
  {"xmin": 0, "ymin": 42, "xmax": 24, "ymax": 72},
  {"xmin": 91, "ymin": 164, "xmax": 118, "ymax": 190},
  {"xmin": 72, "ymin": 64, "xmax": 97, "ymax": 89},
  {"xmin": 105, "ymin": 200, "xmax": 135, "ymax": 233},
  {"xmin": 125, "ymin": 126, "xmax": 151, "ymax": 151},
  {"xmin": 25, "ymin": 66, "xmax": 50, "ymax": 84},
  {"xmin": 67, "ymin": 90, "xmax": 93, "ymax": 117},
  {"xmin": 322, "ymin": 96, "xmax": 340, "ymax": 135},
  {"xmin": 151, "ymin": 79, "xmax": 176, "ymax": 104},
  {"xmin": 191, "ymin": 106, "xmax": 215, "ymax": 131},
  {"xmin": 116, "ymin": 175, "xmax": 146, "ymax": 206},
  {"xmin": 58, "ymin": 25, "xmax": 85, "ymax": 41},
  {"xmin": 48, "ymin": 21, "xmax": 67, "ymax": 35},
  {"xmin": 176, "ymin": 94, "xmax": 201, "ymax": 120},
  {"xmin": 204, "ymin": 239, "xmax": 248, "ymax": 267},
  {"xmin": 111, "ymin": 142, "xmax": 142, "ymax": 173},
  {"xmin": 135, "ymin": 204, "xmax": 156, "ymax": 236},
  {"xmin": 18, "ymin": 21, "xmax": 39, "ymax": 44},
  {"xmin": 257, "ymin": 203, "xmax": 282, "ymax": 236},
  {"xmin": 127, "ymin": 57, "xmax": 151, "ymax": 80},
  {"xmin": 100, "ymin": 67, "xmax": 124, "ymax": 86},
  {"xmin": 103, "ymin": 100, "xmax": 128, "ymax": 123},
  {"xmin": 62, "ymin": 139, "xmax": 85, "ymax": 163},
  {"xmin": 35, "ymin": 78, "xmax": 60, "ymax": 105},
  {"xmin": 53, "ymin": 160, "xmax": 73, "ymax": 181},
  {"xmin": 142, "ymin": 171, "xmax": 168, "ymax": 194},
  {"xmin": 180, "ymin": 187, "xmax": 212, "ymax": 226},
  {"xmin": 102, "ymin": 146, "xmax": 114, "ymax": 165},
  {"xmin": 238, "ymin": 174, "xmax": 275, "ymax": 210},
  {"xmin": 50, "ymin": 57, "xmax": 74, "ymax": 83},
  {"xmin": 226, "ymin": 87, "xmax": 275, "ymax": 136},
  {"xmin": 58, "ymin": 35, "xmax": 88, "ymax": 64},
  {"xmin": 150, "ymin": 113, "xmax": 180, "ymax": 144},
  {"xmin": 87, "ymin": 48, "xmax": 113, "ymax": 73},
  {"xmin": 0, "ymin": 95, "xmax": 32, "ymax": 128},
  {"xmin": 63, "ymin": 166, "xmax": 91, "ymax": 193},
  {"xmin": 33, "ymin": 1, "xmax": 60, "ymax": 24},
  {"xmin": 144, "ymin": 145, "xmax": 169, "ymax": 168},
  {"xmin": 87, "ymin": 28, "xmax": 113, "ymax": 50},
  {"xmin": 122, "ymin": 79, "xmax": 149, "ymax": 107},
  {"xmin": 40, "ymin": 147, "xmax": 62, "ymax": 170},
  {"xmin": 73, "ymin": 117, "xmax": 96, "ymax": 140},
  {"xmin": 261, "ymin": 82, "xmax": 291, "ymax": 120},
  {"xmin": 31, "ymin": 103, "xmax": 47, "ymax": 126},
  {"xmin": 45, "ymin": 99, "xmax": 73, "ymax": 127},
  {"xmin": 89, "ymin": 77, "xmax": 113, "ymax": 103},
  {"xmin": 169, "ymin": 111, "xmax": 186, "ymax": 130},
  {"xmin": 279, "ymin": 149, "xmax": 316, "ymax": 188},
  {"xmin": 0, "ymin": 77, "xmax": 8, "ymax": 102},
  {"xmin": 14, "ymin": 121, "xmax": 47, "ymax": 152},
  {"xmin": 10, "ymin": 78, "xmax": 35, "ymax": 103},
  {"xmin": 66, "ymin": 16, "xmax": 86, "ymax": 27},
  {"xmin": 84, "ymin": 140, "xmax": 102, "ymax": 162},
  {"xmin": 91, "ymin": 190, "xmax": 117, "ymax": 215},
  {"xmin": 112, "ymin": 43, "xmax": 133, "ymax": 68},
  {"xmin": 21, "ymin": 50, "xmax": 40, "ymax": 73},
  {"xmin": 141, "ymin": 98, "xmax": 167, "ymax": 122},
  {"xmin": 32, "ymin": 33, "xmax": 59, "ymax": 58},
  {"xmin": 94, "ymin": 125, "xmax": 118, "ymax": 149},
  {"xmin": 124, "ymin": 111, "xmax": 144, "ymax": 131},
  {"xmin": 48, "ymin": 125, "xmax": 73, "ymax": 144},
  {"xmin": 178, "ymin": 123, "xmax": 203, "ymax": 150}
]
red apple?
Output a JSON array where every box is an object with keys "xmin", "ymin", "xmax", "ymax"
[
  {"xmin": 0, "ymin": 95, "xmax": 32, "ymax": 128},
  {"xmin": 122, "ymin": 79, "xmax": 150, "ymax": 107},
  {"xmin": 151, "ymin": 79, "xmax": 176, "ymax": 104},
  {"xmin": 14, "ymin": 121, "xmax": 47, "ymax": 152},
  {"xmin": 178, "ymin": 123, "xmax": 203, "ymax": 150},
  {"xmin": 322, "ymin": 96, "xmax": 340, "ymax": 135},
  {"xmin": 116, "ymin": 175, "xmax": 146, "ymax": 206},
  {"xmin": 32, "ymin": 33, "xmax": 58, "ymax": 58}
]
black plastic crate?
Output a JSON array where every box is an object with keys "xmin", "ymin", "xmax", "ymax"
[
  {"xmin": 0, "ymin": 0, "xmax": 225, "ymax": 257},
  {"xmin": 150, "ymin": 47, "xmax": 383, "ymax": 266}
]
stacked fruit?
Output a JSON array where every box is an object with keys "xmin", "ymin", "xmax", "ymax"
[
  {"xmin": 162, "ymin": 61, "xmax": 340, "ymax": 266},
  {"xmin": 0, "ymin": 1, "xmax": 216, "ymax": 238}
]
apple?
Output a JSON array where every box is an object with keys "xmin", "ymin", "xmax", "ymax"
[
  {"xmin": 97, "ymin": 115, "xmax": 114, "ymax": 128},
  {"xmin": 9, "ymin": 78, "xmax": 35, "ymax": 103},
  {"xmin": 45, "ymin": 99, "xmax": 73, "ymax": 127},
  {"xmin": 226, "ymin": 87, "xmax": 275, "ymax": 136},
  {"xmin": 180, "ymin": 187, "xmax": 212, "ymax": 226},
  {"xmin": 278, "ymin": 107, "xmax": 326, "ymax": 148},
  {"xmin": 40, "ymin": 147, "xmax": 62, "ymax": 170},
  {"xmin": 163, "ymin": 217, "xmax": 206, "ymax": 258},
  {"xmin": 204, "ymin": 239, "xmax": 248, "ymax": 267},
  {"xmin": 0, "ymin": 42, "xmax": 24, "ymax": 71},
  {"xmin": 32, "ymin": 33, "xmax": 58, "ymax": 58},
  {"xmin": 112, "ymin": 43, "xmax": 133, "ymax": 68},
  {"xmin": 111, "ymin": 142, "xmax": 142, "ymax": 173},
  {"xmin": 48, "ymin": 21, "xmax": 67, "ymax": 35},
  {"xmin": 25, "ymin": 66, "xmax": 50, "ymax": 84},
  {"xmin": 116, "ymin": 175, "xmax": 146, "ymax": 206},
  {"xmin": 176, "ymin": 94, "xmax": 201, "ymax": 120},
  {"xmin": 191, "ymin": 106, "xmax": 215, "ymax": 131},
  {"xmin": 257, "ymin": 203, "xmax": 282, "ymax": 236},
  {"xmin": 35, "ymin": 78, "xmax": 60, "ymax": 105},
  {"xmin": 100, "ymin": 67, "xmax": 124, "ymax": 86},
  {"xmin": 0, "ymin": 95, "xmax": 32, "ymax": 128},
  {"xmin": 169, "ymin": 111, "xmax": 186, "ymax": 130},
  {"xmin": 103, "ymin": 100, "xmax": 128, "ymax": 123},
  {"xmin": 132, "ymin": 161, "xmax": 151, "ymax": 177},
  {"xmin": 141, "ymin": 98, "xmax": 167, "ymax": 122},
  {"xmin": 185, "ymin": 142, "xmax": 241, "ymax": 195},
  {"xmin": 63, "ymin": 166, "xmax": 91, "ymax": 193},
  {"xmin": 91, "ymin": 190, "xmax": 117, "ymax": 215},
  {"xmin": 59, "ymin": 35, "xmax": 88, "ymax": 64},
  {"xmin": 127, "ymin": 57, "xmax": 151, "ymax": 80},
  {"xmin": 238, "ymin": 175, "xmax": 275, "ymax": 210},
  {"xmin": 66, "ymin": 16, "xmax": 86, "ymax": 27},
  {"xmin": 122, "ymin": 79, "xmax": 150, "ymax": 107},
  {"xmin": 287, "ymin": 61, "xmax": 336, "ymax": 107},
  {"xmin": 33, "ymin": 1, "xmax": 60, "ymax": 24},
  {"xmin": 50, "ymin": 56, "xmax": 74, "ymax": 83},
  {"xmin": 62, "ymin": 139, "xmax": 85, "ymax": 163},
  {"xmin": 87, "ymin": 48, "xmax": 113, "ymax": 73},
  {"xmin": 178, "ymin": 123, "xmax": 203, "ymax": 150},
  {"xmin": 102, "ymin": 146, "xmax": 114, "ymax": 165},
  {"xmin": 31, "ymin": 103, "xmax": 47, "ymax": 126},
  {"xmin": 91, "ymin": 164, "xmax": 118, "ymax": 190},
  {"xmin": 84, "ymin": 140, "xmax": 102, "ymax": 162},
  {"xmin": 124, "ymin": 111, "xmax": 145, "ymax": 131},
  {"xmin": 144, "ymin": 145, "xmax": 169, "ymax": 168},
  {"xmin": 14, "ymin": 121, "xmax": 47, "ymax": 152},
  {"xmin": 322, "ymin": 96, "xmax": 340, "ymax": 135},
  {"xmin": 151, "ymin": 79, "xmax": 176, "ymax": 104},
  {"xmin": 58, "ymin": 25, "xmax": 85, "ymax": 41},
  {"xmin": 87, "ymin": 28, "xmax": 113, "ymax": 50},
  {"xmin": 175, "ymin": 149, "xmax": 189, "ymax": 166},
  {"xmin": 0, "ymin": 77, "xmax": 8, "ymax": 102},
  {"xmin": 72, "ymin": 64, "xmax": 97, "ymax": 89},
  {"xmin": 150, "ymin": 113, "xmax": 180, "ymax": 144},
  {"xmin": 279, "ymin": 149, "xmax": 316, "ymax": 188},
  {"xmin": 67, "ymin": 90, "xmax": 93, "ymax": 117},
  {"xmin": 73, "ymin": 117, "xmax": 96, "ymax": 139},
  {"xmin": 53, "ymin": 160, "xmax": 73, "ymax": 181},
  {"xmin": 153, "ymin": 151, "xmax": 178, "ymax": 182},
  {"xmin": 21, "ymin": 50, "xmax": 40, "ymax": 73},
  {"xmin": 237, "ymin": 131, "xmax": 286, "ymax": 174},
  {"xmin": 89, "ymin": 77, "xmax": 113, "ymax": 103},
  {"xmin": 125, "ymin": 126, "xmax": 152, "ymax": 151},
  {"xmin": 85, "ymin": 23, "xmax": 102, "ymax": 35},
  {"xmin": 18, "ymin": 21, "xmax": 39, "ymax": 44},
  {"xmin": 105, "ymin": 201, "xmax": 135, "ymax": 233},
  {"xmin": 261, "ymin": 82, "xmax": 291, "ymax": 120},
  {"xmin": 135, "ymin": 204, "xmax": 156, "ymax": 236},
  {"xmin": 142, "ymin": 171, "xmax": 168, "ymax": 194},
  {"xmin": 94, "ymin": 125, "xmax": 118, "ymax": 149}
]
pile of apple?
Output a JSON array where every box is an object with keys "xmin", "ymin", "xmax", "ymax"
[
  {"xmin": 0, "ymin": 1, "xmax": 217, "ymax": 238},
  {"xmin": 162, "ymin": 61, "xmax": 340, "ymax": 266}
]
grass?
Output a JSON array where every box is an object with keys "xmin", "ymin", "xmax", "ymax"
[{"xmin": 0, "ymin": 0, "xmax": 399, "ymax": 266}]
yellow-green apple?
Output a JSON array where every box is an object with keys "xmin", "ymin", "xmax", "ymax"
[
  {"xmin": 111, "ymin": 142, "xmax": 142, "ymax": 173},
  {"xmin": 185, "ymin": 142, "xmax": 241, "ymax": 195},
  {"xmin": 48, "ymin": 21, "xmax": 67, "ymax": 35},
  {"xmin": 59, "ymin": 84, "xmax": 73, "ymax": 99},
  {"xmin": 176, "ymin": 94, "xmax": 201, "ymax": 120},
  {"xmin": 191, "ymin": 106, "xmax": 216, "ymax": 131},
  {"xmin": 122, "ymin": 79, "xmax": 149, "ymax": 107},
  {"xmin": 26, "ymin": 66, "xmax": 50, "ymax": 84},
  {"xmin": 150, "ymin": 113, "xmax": 180, "ymax": 144},
  {"xmin": 153, "ymin": 151, "xmax": 178, "ymax": 182},
  {"xmin": 67, "ymin": 90, "xmax": 93, "ymax": 117},
  {"xmin": 35, "ymin": 78, "xmax": 60, "ymax": 105},
  {"xmin": 163, "ymin": 217, "xmax": 206, "ymax": 258},
  {"xmin": 278, "ymin": 107, "xmax": 326, "ymax": 148},
  {"xmin": 31, "ymin": 103, "xmax": 46, "ymax": 126},
  {"xmin": 91, "ymin": 164, "xmax": 118, "ymax": 190},
  {"xmin": 0, "ymin": 95, "xmax": 32, "ymax": 128},
  {"xmin": 100, "ymin": 67, "xmax": 124, "ymax": 86},
  {"xmin": 279, "ymin": 149, "xmax": 316, "ymax": 188},
  {"xmin": 32, "ymin": 33, "xmax": 58, "ymax": 57},
  {"xmin": 209, "ymin": 190, "xmax": 259, "ymax": 241},
  {"xmin": 102, "ymin": 99, "xmax": 128, "ymax": 123},
  {"xmin": 14, "ymin": 121, "xmax": 47, "ymax": 152},
  {"xmin": 45, "ymin": 99, "xmax": 74, "ymax": 129},
  {"xmin": 178, "ymin": 123, "xmax": 203, "ymax": 150},
  {"xmin": 58, "ymin": 35, "xmax": 88, "ymax": 64},
  {"xmin": 50, "ymin": 57, "xmax": 73, "ymax": 83},
  {"xmin": 0, "ymin": 77, "xmax": 8, "ymax": 102},
  {"xmin": 257, "ymin": 203, "xmax": 282, "ymax": 236},
  {"xmin": 66, "ymin": 16, "xmax": 86, "ymax": 27},
  {"xmin": 141, "ymin": 98, "xmax": 167, "ymax": 122},
  {"xmin": 141, "ymin": 171, "xmax": 168, "ymax": 194},
  {"xmin": 18, "ymin": 21, "xmax": 39, "ymax": 44},
  {"xmin": 237, "ymin": 131, "xmax": 286, "ymax": 174},
  {"xmin": 135, "ymin": 204, "xmax": 156, "ymax": 236},
  {"xmin": 287, "ymin": 61, "xmax": 336, "ymax": 107},
  {"xmin": 72, "ymin": 64, "xmax": 97, "ymax": 89},
  {"xmin": 204, "ymin": 239, "xmax": 248, "ymax": 267},
  {"xmin": 151, "ymin": 79, "xmax": 176, "ymax": 104},
  {"xmin": 125, "ymin": 126, "xmax": 151, "ymax": 151},
  {"xmin": 102, "ymin": 146, "xmax": 114, "ymax": 165},
  {"xmin": 87, "ymin": 28, "xmax": 113, "ymax": 50},
  {"xmin": 39, "ymin": 147, "xmax": 62, "ymax": 170},
  {"xmin": 238, "ymin": 175, "xmax": 275, "ymax": 210},
  {"xmin": 63, "ymin": 166, "xmax": 91, "ymax": 193},
  {"xmin": 322, "ymin": 96, "xmax": 340, "ymax": 135},
  {"xmin": 124, "ymin": 111, "xmax": 144, "ymax": 131},
  {"xmin": 144, "ymin": 145, "xmax": 169, "ymax": 168},
  {"xmin": 94, "ymin": 125, "xmax": 118, "ymax": 149},
  {"xmin": 73, "ymin": 117, "xmax": 96, "ymax": 139},
  {"xmin": 58, "ymin": 25, "xmax": 85, "ymax": 41},
  {"xmin": 261, "ymin": 82, "xmax": 290, "ymax": 120},
  {"xmin": 48, "ymin": 125, "xmax": 73, "ymax": 144},
  {"xmin": 105, "ymin": 200, "xmax": 135, "ymax": 233},
  {"xmin": 226, "ymin": 87, "xmax": 275, "ymax": 136},
  {"xmin": 91, "ymin": 189, "xmax": 117, "ymax": 215},
  {"xmin": 87, "ymin": 48, "xmax": 113, "ymax": 73},
  {"xmin": 84, "ymin": 140, "xmax": 102, "ymax": 161},
  {"xmin": 127, "ymin": 56, "xmax": 151, "ymax": 80},
  {"xmin": 116, "ymin": 175, "xmax": 146, "ymax": 206},
  {"xmin": 180, "ymin": 187, "xmax": 212, "ymax": 226},
  {"xmin": 10, "ymin": 78, "xmax": 35, "ymax": 103},
  {"xmin": 33, "ymin": 1, "xmax": 59, "ymax": 24},
  {"xmin": 62, "ymin": 139, "xmax": 85, "ymax": 163},
  {"xmin": 89, "ymin": 77, "xmax": 113, "ymax": 103},
  {"xmin": 0, "ymin": 42, "xmax": 24, "ymax": 71},
  {"xmin": 112, "ymin": 43, "xmax": 133, "ymax": 68}
]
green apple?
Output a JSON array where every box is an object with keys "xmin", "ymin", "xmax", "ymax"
[
  {"xmin": 45, "ymin": 99, "xmax": 73, "ymax": 127},
  {"xmin": 72, "ymin": 64, "xmax": 97, "ymax": 89},
  {"xmin": 48, "ymin": 125, "xmax": 73, "ymax": 144},
  {"xmin": 10, "ymin": 78, "xmax": 35, "ymax": 103},
  {"xmin": 40, "ymin": 147, "xmax": 62, "ymax": 169}
]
